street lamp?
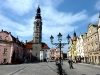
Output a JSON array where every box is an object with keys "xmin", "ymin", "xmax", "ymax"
[{"xmin": 50, "ymin": 32, "xmax": 71, "ymax": 75}]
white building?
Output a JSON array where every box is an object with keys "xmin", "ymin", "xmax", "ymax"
[
  {"xmin": 76, "ymin": 34, "xmax": 84, "ymax": 62},
  {"xmin": 40, "ymin": 43, "xmax": 50, "ymax": 62}
]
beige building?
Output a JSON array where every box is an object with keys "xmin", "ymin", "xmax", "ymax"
[
  {"xmin": 87, "ymin": 23, "xmax": 99, "ymax": 64},
  {"xmin": 97, "ymin": 13, "xmax": 100, "ymax": 64},
  {"xmin": 55, "ymin": 48, "xmax": 63, "ymax": 60},
  {"xmin": 83, "ymin": 32, "xmax": 89, "ymax": 63}
]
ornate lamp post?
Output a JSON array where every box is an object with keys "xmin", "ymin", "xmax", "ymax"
[{"xmin": 50, "ymin": 32, "xmax": 71, "ymax": 75}]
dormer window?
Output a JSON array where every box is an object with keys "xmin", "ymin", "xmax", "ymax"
[{"xmin": 0, "ymin": 36, "xmax": 2, "ymax": 40}]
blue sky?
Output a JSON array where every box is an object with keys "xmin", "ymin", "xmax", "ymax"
[{"xmin": 0, "ymin": 0, "xmax": 100, "ymax": 53}]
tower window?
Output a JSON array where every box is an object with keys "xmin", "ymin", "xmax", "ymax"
[{"xmin": 37, "ymin": 22, "xmax": 39, "ymax": 26}]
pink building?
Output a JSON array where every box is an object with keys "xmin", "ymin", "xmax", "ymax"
[
  {"xmin": 50, "ymin": 48, "xmax": 56, "ymax": 60},
  {"xmin": 0, "ymin": 30, "xmax": 25, "ymax": 64},
  {"xmin": 50, "ymin": 48, "xmax": 63, "ymax": 60}
]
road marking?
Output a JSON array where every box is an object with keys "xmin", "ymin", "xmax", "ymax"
[
  {"xmin": 45, "ymin": 63, "xmax": 58, "ymax": 74},
  {"xmin": 7, "ymin": 64, "xmax": 30, "ymax": 75}
]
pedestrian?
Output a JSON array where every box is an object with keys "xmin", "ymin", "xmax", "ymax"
[
  {"xmin": 69, "ymin": 59, "xmax": 74, "ymax": 69},
  {"xmin": 68, "ymin": 59, "xmax": 70, "ymax": 66},
  {"xmin": 55, "ymin": 59, "xmax": 58, "ymax": 65}
]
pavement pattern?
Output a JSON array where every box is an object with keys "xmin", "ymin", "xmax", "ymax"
[
  {"xmin": 0, "ymin": 63, "xmax": 58, "ymax": 75},
  {"xmin": 0, "ymin": 61, "xmax": 100, "ymax": 75}
]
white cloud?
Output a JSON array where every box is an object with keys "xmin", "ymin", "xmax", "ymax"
[
  {"xmin": 1, "ymin": 0, "xmax": 35, "ymax": 15},
  {"xmin": 42, "ymin": 7, "xmax": 87, "ymax": 40},
  {"xmin": 95, "ymin": 0, "xmax": 100, "ymax": 10},
  {"xmin": 0, "ymin": 0, "xmax": 88, "ymax": 38},
  {"xmin": 89, "ymin": 13, "xmax": 98, "ymax": 23},
  {"xmin": 0, "ymin": 0, "xmax": 88, "ymax": 52},
  {"xmin": 0, "ymin": 13, "xmax": 33, "ymax": 37}
]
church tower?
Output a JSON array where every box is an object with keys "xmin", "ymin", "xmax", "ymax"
[
  {"xmin": 98, "ymin": 12, "xmax": 100, "ymax": 41},
  {"xmin": 73, "ymin": 29, "xmax": 77, "ymax": 41},
  {"xmin": 32, "ymin": 6, "xmax": 42, "ymax": 61}
]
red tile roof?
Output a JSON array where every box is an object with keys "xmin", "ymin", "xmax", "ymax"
[
  {"xmin": 73, "ymin": 36, "xmax": 77, "ymax": 41},
  {"xmin": 25, "ymin": 40, "xmax": 50, "ymax": 49},
  {"xmin": 42, "ymin": 42, "xmax": 50, "ymax": 49}
]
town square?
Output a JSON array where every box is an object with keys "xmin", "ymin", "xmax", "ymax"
[{"xmin": 0, "ymin": 0, "xmax": 100, "ymax": 75}]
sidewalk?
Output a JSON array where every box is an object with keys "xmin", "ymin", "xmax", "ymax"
[{"xmin": 78, "ymin": 63, "xmax": 100, "ymax": 69}]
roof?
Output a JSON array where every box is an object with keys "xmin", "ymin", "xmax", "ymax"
[
  {"xmin": 0, "ymin": 30, "xmax": 25, "ymax": 47},
  {"xmin": 42, "ymin": 42, "xmax": 50, "ymax": 49},
  {"xmin": 73, "ymin": 36, "xmax": 77, "ymax": 41},
  {"xmin": 25, "ymin": 40, "xmax": 50, "ymax": 49},
  {"xmin": 25, "ymin": 43, "xmax": 32, "ymax": 49}
]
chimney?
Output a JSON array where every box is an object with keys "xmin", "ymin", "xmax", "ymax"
[
  {"xmin": 26, "ymin": 40, "xmax": 27, "ymax": 43},
  {"xmin": 9, "ymin": 32, "xmax": 11, "ymax": 34},
  {"xmin": 1, "ymin": 29, "xmax": 3, "ymax": 32}
]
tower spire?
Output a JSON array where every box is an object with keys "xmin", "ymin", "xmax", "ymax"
[
  {"xmin": 35, "ymin": 5, "xmax": 41, "ymax": 20},
  {"xmin": 74, "ymin": 29, "xmax": 76, "ymax": 37}
]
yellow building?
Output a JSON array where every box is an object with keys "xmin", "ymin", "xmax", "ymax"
[{"xmin": 70, "ymin": 30, "xmax": 77, "ymax": 60}]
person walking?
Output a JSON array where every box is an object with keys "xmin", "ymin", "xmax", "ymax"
[
  {"xmin": 68, "ymin": 59, "xmax": 70, "ymax": 67},
  {"xmin": 69, "ymin": 59, "xmax": 74, "ymax": 69}
]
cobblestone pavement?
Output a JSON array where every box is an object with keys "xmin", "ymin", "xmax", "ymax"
[
  {"xmin": 63, "ymin": 60, "xmax": 100, "ymax": 75},
  {"xmin": 1, "ymin": 61, "xmax": 100, "ymax": 75},
  {"xmin": 0, "ymin": 62, "xmax": 58, "ymax": 75}
]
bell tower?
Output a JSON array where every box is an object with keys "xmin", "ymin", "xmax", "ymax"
[
  {"xmin": 34, "ymin": 6, "xmax": 42, "ymax": 43},
  {"xmin": 32, "ymin": 6, "xmax": 42, "ymax": 61}
]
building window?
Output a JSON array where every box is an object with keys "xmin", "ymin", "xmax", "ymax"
[
  {"xmin": 96, "ymin": 43, "xmax": 98, "ymax": 49},
  {"xmin": 92, "ymin": 45, "xmax": 93, "ymax": 50},
  {"xmin": 3, "ymin": 48, "xmax": 7, "ymax": 55},
  {"xmin": 99, "ymin": 56, "xmax": 100, "ymax": 59},
  {"xmin": 0, "ymin": 36, "xmax": 2, "ymax": 40},
  {"xmin": 91, "ymin": 37, "xmax": 92, "ymax": 41},
  {"xmin": 45, "ymin": 54, "xmax": 47, "ymax": 57},
  {"xmin": 36, "ymin": 47, "xmax": 37, "ymax": 49},
  {"xmin": 3, "ymin": 58, "xmax": 7, "ymax": 63},
  {"xmin": 95, "ymin": 35, "xmax": 96, "ymax": 39}
]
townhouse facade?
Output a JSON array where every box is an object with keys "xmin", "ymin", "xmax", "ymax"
[
  {"xmin": 76, "ymin": 34, "xmax": 84, "ymax": 62},
  {"xmin": 67, "ymin": 13, "xmax": 100, "ymax": 64},
  {"xmin": 87, "ymin": 23, "xmax": 99, "ymax": 64},
  {"xmin": 0, "ymin": 30, "xmax": 25, "ymax": 64},
  {"xmin": 83, "ymin": 32, "xmax": 89, "ymax": 63},
  {"xmin": 70, "ymin": 30, "xmax": 77, "ymax": 60},
  {"xmin": 50, "ymin": 48, "xmax": 63, "ymax": 60}
]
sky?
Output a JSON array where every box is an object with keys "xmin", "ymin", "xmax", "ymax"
[{"xmin": 0, "ymin": 0, "xmax": 100, "ymax": 53}]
